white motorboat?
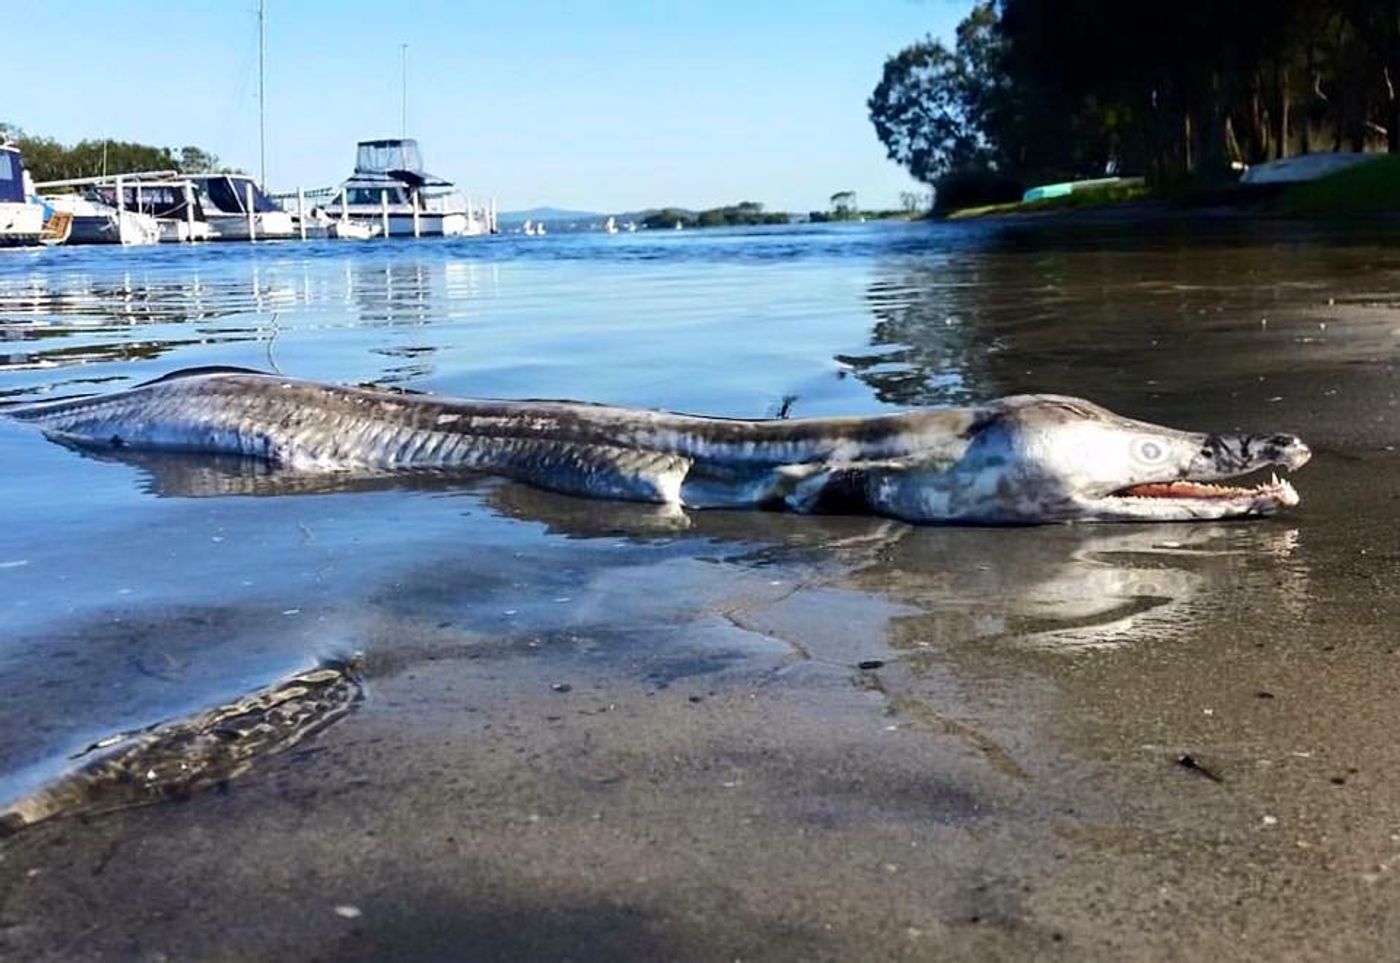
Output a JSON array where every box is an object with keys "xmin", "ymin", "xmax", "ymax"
[
  {"xmin": 187, "ymin": 174, "xmax": 297, "ymax": 240},
  {"xmin": 320, "ymin": 139, "xmax": 481, "ymax": 237},
  {"xmin": 0, "ymin": 144, "xmax": 50, "ymax": 248},
  {"xmin": 326, "ymin": 219, "xmax": 377, "ymax": 240},
  {"xmin": 104, "ymin": 180, "xmax": 214, "ymax": 242},
  {"xmin": 44, "ymin": 193, "xmax": 161, "ymax": 246}
]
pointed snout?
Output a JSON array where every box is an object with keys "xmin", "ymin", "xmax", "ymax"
[
  {"xmin": 1261, "ymin": 432, "xmax": 1311, "ymax": 471},
  {"xmin": 1195, "ymin": 431, "xmax": 1311, "ymax": 476}
]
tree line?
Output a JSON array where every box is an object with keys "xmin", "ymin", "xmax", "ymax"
[
  {"xmin": 869, "ymin": 1, "xmax": 1400, "ymax": 207},
  {"xmin": 639, "ymin": 202, "xmax": 789, "ymax": 229},
  {"xmin": 1, "ymin": 123, "xmax": 229, "ymax": 182}
]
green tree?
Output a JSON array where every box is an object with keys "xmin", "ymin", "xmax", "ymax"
[
  {"xmin": 899, "ymin": 190, "xmax": 931, "ymax": 212},
  {"xmin": 867, "ymin": 3, "xmax": 1007, "ymax": 186},
  {"xmin": 997, "ymin": 0, "xmax": 1397, "ymax": 181},
  {"xmin": 17, "ymin": 138, "xmax": 177, "ymax": 182},
  {"xmin": 829, "ymin": 190, "xmax": 858, "ymax": 217},
  {"xmin": 177, "ymin": 146, "xmax": 220, "ymax": 173},
  {"xmin": 1, "ymin": 124, "xmax": 229, "ymax": 182},
  {"xmin": 639, "ymin": 207, "xmax": 697, "ymax": 230}
]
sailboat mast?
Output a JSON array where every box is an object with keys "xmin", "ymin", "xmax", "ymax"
[
  {"xmin": 400, "ymin": 44, "xmax": 408, "ymax": 139},
  {"xmin": 258, "ymin": 0, "xmax": 267, "ymax": 189}
]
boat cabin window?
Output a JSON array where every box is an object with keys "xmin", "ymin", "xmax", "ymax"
[
  {"xmin": 0, "ymin": 151, "xmax": 23, "ymax": 204},
  {"xmin": 346, "ymin": 186, "xmax": 408, "ymax": 205},
  {"xmin": 97, "ymin": 185, "xmax": 203, "ymax": 220}
]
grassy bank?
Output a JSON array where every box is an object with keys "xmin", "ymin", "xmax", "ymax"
[
  {"xmin": 945, "ymin": 181, "xmax": 1151, "ymax": 220},
  {"xmin": 946, "ymin": 154, "xmax": 1400, "ymax": 222},
  {"xmin": 1282, "ymin": 155, "xmax": 1400, "ymax": 217}
]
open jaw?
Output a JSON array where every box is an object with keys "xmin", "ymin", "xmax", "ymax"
[{"xmin": 1100, "ymin": 472, "xmax": 1301, "ymax": 519}]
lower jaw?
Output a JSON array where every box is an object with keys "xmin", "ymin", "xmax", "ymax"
[
  {"xmin": 1088, "ymin": 494, "xmax": 1289, "ymax": 521},
  {"xmin": 1115, "ymin": 476, "xmax": 1299, "ymax": 505}
]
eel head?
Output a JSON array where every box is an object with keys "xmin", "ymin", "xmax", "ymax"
[
  {"xmin": 989, "ymin": 395, "xmax": 1311, "ymax": 522},
  {"xmin": 866, "ymin": 395, "xmax": 1311, "ymax": 524}
]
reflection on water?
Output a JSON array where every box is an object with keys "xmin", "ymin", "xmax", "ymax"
[
  {"xmin": 4, "ymin": 223, "xmax": 1398, "ymax": 414},
  {"xmin": 0, "ymin": 254, "xmax": 503, "ymax": 388},
  {"xmin": 54, "ymin": 442, "xmax": 1313, "ymax": 660},
  {"xmin": 844, "ymin": 232, "xmax": 1400, "ymax": 409},
  {"xmin": 836, "ymin": 271, "xmax": 985, "ymax": 405},
  {"xmin": 868, "ymin": 523, "xmax": 1310, "ymax": 655}
]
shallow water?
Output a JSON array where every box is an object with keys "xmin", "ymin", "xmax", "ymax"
[{"xmin": 1, "ymin": 221, "xmax": 1399, "ymax": 958}]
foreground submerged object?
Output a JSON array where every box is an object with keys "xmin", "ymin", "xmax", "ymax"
[
  {"xmin": 10, "ymin": 368, "xmax": 1311, "ymax": 524},
  {"xmin": 0, "ymin": 659, "xmax": 361, "ymax": 834}
]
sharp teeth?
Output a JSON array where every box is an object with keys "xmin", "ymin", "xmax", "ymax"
[{"xmin": 1270, "ymin": 472, "xmax": 1280, "ymax": 487}]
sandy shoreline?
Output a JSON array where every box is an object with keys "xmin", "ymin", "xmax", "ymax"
[{"xmin": 4, "ymin": 431, "xmax": 1399, "ymax": 960}]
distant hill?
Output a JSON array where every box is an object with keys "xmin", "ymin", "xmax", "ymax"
[
  {"xmin": 498, "ymin": 206, "xmax": 705, "ymax": 224},
  {"xmin": 499, "ymin": 204, "xmax": 782, "ymax": 233},
  {"xmin": 497, "ymin": 206, "xmax": 602, "ymax": 224}
]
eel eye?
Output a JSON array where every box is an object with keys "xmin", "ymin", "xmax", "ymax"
[{"xmin": 1133, "ymin": 439, "xmax": 1165, "ymax": 463}]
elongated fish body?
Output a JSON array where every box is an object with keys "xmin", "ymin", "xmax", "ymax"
[
  {"xmin": 11, "ymin": 368, "xmax": 975, "ymax": 510},
  {"xmin": 9, "ymin": 368, "xmax": 1311, "ymax": 524}
]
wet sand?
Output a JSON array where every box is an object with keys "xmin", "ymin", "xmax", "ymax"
[
  {"xmin": 2, "ymin": 362, "xmax": 1398, "ymax": 962},
  {"xmin": 3, "ymin": 228, "xmax": 1400, "ymax": 960}
]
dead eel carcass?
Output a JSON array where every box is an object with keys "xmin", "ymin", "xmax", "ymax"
[{"xmin": 0, "ymin": 658, "xmax": 362, "ymax": 835}]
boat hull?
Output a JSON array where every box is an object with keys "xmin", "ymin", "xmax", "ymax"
[
  {"xmin": 0, "ymin": 202, "xmax": 45, "ymax": 248},
  {"xmin": 324, "ymin": 209, "xmax": 476, "ymax": 237},
  {"xmin": 206, "ymin": 211, "xmax": 299, "ymax": 241},
  {"xmin": 66, "ymin": 212, "xmax": 162, "ymax": 246},
  {"xmin": 157, "ymin": 219, "xmax": 215, "ymax": 243}
]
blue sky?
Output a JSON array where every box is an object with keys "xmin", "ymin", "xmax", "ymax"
[{"xmin": 8, "ymin": 1, "xmax": 970, "ymax": 213}]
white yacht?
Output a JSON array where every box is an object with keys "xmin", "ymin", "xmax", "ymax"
[
  {"xmin": 320, "ymin": 139, "xmax": 477, "ymax": 237},
  {"xmin": 604, "ymin": 216, "xmax": 618, "ymax": 234},
  {"xmin": 104, "ymin": 180, "xmax": 214, "ymax": 242},
  {"xmin": 187, "ymin": 174, "xmax": 297, "ymax": 240},
  {"xmin": 0, "ymin": 144, "xmax": 49, "ymax": 248},
  {"xmin": 44, "ymin": 193, "xmax": 161, "ymax": 245},
  {"xmin": 36, "ymin": 170, "xmax": 186, "ymax": 245},
  {"xmin": 325, "ymin": 218, "xmax": 377, "ymax": 240}
]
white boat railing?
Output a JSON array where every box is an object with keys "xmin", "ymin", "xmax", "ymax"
[{"xmin": 32, "ymin": 170, "xmax": 179, "ymax": 189}]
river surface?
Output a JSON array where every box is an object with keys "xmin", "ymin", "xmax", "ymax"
[{"xmin": 1, "ymin": 222, "xmax": 1398, "ymax": 960}]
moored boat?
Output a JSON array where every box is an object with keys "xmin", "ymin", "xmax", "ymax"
[
  {"xmin": 0, "ymin": 143, "xmax": 49, "ymax": 248},
  {"xmin": 187, "ymin": 174, "xmax": 297, "ymax": 240},
  {"xmin": 42, "ymin": 192, "xmax": 161, "ymax": 246},
  {"xmin": 108, "ymin": 179, "xmax": 215, "ymax": 242},
  {"xmin": 319, "ymin": 138, "xmax": 483, "ymax": 237}
]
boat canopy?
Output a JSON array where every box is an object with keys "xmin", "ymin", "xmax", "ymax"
[
  {"xmin": 193, "ymin": 175, "xmax": 281, "ymax": 214},
  {"xmin": 354, "ymin": 139, "xmax": 453, "ymax": 187},
  {"xmin": 0, "ymin": 147, "xmax": 26, "ymax": 204},
  {"xmin": 97, "ymin": 183, "xmax": 205, "ymax": 220}
]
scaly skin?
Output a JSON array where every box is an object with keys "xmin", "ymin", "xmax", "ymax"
[{"xmin": 9, "ymin": 368, "xmax": 1311, "ymax": 524}]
